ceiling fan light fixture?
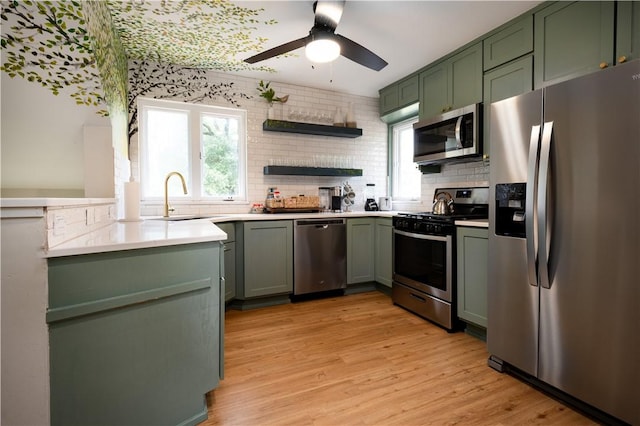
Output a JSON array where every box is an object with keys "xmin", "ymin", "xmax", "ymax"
[{"xmin": 305, "ymin": 38, "xmax": 340, "ymax": 63}]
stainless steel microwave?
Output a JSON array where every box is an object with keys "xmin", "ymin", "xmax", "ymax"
[{"xmin": 413, "ymin": 103, "xmax": 482, "ymax": 164}]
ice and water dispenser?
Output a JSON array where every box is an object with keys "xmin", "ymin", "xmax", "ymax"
[{"xmin": 495, "ymin": 183, "xmax": 526, "ymax": 238}]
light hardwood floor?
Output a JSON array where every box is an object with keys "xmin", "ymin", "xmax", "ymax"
[{"xmin": 204, "ymin": 291, "xmax": 595, "ymax": 425}]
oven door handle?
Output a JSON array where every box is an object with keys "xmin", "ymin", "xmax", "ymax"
[{"xmin": 393, "ymin": 229, "xmax": 449, "ymax": 242}]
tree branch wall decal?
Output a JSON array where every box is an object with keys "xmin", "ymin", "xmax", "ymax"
[{"xmin": 127, "ymin": 58, "xmax": 251, "ymax": 141}]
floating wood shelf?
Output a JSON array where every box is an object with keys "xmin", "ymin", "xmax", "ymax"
[
  {"xmin": 263, "ymin": 166, "xmax": 363, "ymax": 177},
  {"xmin": 262, "ymin": 120, "xmax": 363, "ymax": 138}
]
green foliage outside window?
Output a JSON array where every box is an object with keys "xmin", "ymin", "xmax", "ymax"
[{"xmin": 202, "ymin": 119, "xmax": 238, "ymax": 197}]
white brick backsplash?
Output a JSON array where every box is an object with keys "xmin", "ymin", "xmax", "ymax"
[
  {"xmin": 46, "ymin": 203, "xmax": 116, "ymax": 249},
  {"xmin": 129, "ymin": 69, "xmax": 488, "ymax": 216}
]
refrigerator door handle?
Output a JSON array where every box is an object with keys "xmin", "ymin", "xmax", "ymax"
[
  {"xmin": 537, "ymin": 121, "xmax": 554, "ymax": 289},
  {"xmin": 526, "ymin": 125, "xmax": 541, "ymax": 287}
]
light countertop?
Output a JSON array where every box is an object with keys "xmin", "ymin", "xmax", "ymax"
[
  {"xmin": 45, "ymin": 218, "xmax": 227, "ymax": 258},
  {"xmin": 205, "ymin": 211, "xmax": 397, "ymax": 223},
  {"xmin": 44, "ymin": 211, "xmax": 398, "ymax": 258},
  {"xmin": 44, "ymin": 212, "xmax": 490, "ymax": 258},
  {"xmin": 1, "ymin": 197, "xmax": 116, "ymax": 208}
]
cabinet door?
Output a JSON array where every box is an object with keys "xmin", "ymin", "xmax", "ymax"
[
  {"xmin": 483, "ymin": 55, "xmax": 533, "ymax": 157},
  {"xmin": 223, "ymin": 241, "xmax": 236, "ymax": 302},
  {"xmin": 419, "ymin": 43, "xmax": 483, "ymax": 120},
  {"xmin": 347, "ymin": 218, "xmax": 375, "ymax": 284},
  {"xmin": 374, "ymin": 218, "xmax": 393, "ymax": 287},
  {"xmin": 48, "ymin": 243, "xmax": 221, "ymax": 425},
  {"xmin": 456, "ymin": 227, "xmax": 488, "ymax": 327},
  {"xmin": 397, "ymin": 74, "xmax": 419, "ymax": 107},
  {"xmin": 419, "ymin": 62, "xmax": 449, "ymax": 119},
  {"xmin": 449, "ymin": 42, "xmax": 483, "ymax": 110},
  {"xmin": 534, "ymin": 1, "xmax": 615, "ymax": 88},
  {"xmin": 243, "ymin": 221, "xmax": 293, "ymax": 297},
  {"xmin": 616, "ymin": 1, "xmax": 640, "ymax": 64},
  {"xmin": 379, "ymin": 75, "xmax": 418, "ymax": 117},
  {"xmin": 379, "ymin": 84, "xmax": 399, "ymax": 116},
  {"xmin": 483, "ymin": 15, "xmax": 533, "ymax": 71}
]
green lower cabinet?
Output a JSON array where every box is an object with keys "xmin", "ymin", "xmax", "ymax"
[
  {"xmin": 347, "ymin": 218, "xmax": 375, "ymax": 284},
  {"xmin": 374, "ymin": 218, "xmax": 393, "ymax": 287},
  {"xmin": 223, "ymin": 241, "xmax": 236, "ymax": 301},
  {"xmin": 216, "ymin": 222, "xmax": 237, "ymax": 302},
  {"xmin": 456, "ymin": 227, "xmax": 488, "ymax": 329},
  {"xmin": 47, "ymin": 242, "xmax": 223, "ymax": 426},
  {"xmin": 238, "ymin": 220, "xmax": 293, "ymax": 298}
]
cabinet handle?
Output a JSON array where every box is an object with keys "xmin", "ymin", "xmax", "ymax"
[
  {"xmin": 599, "ymin": 62, "xmax": 609, "ymax": 69},
  {"xmin": 618, "ymin": 55, "xmax": 627, "ymax": 64}
]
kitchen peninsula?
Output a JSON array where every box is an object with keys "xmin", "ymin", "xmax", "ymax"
[{"xmin": 1, "ymin": 198, "xmax": 226, "ymax": 426}]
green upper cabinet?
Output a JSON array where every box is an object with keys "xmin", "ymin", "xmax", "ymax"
[
  {"xmin": 483, "ymin": 55, "xmax": 533, "ymax": 157},
  {"xmin": 616, "ymin": 1, "xmax": 640, "ymax": 64},
  {"xmin": 379, "ymin": 84, "xmax": 399, "ymax": 116},
  {"xmin": 534, "ymin": 1, "xmax": 615, "ymax": 88},
  {"xmin": 379, "ymin": 74, "xmax": 420, "ymax": 121},
  {"xmin": 419, "ymin": 42, "xmax": 483, "ymax": 120},
  {"xmin": 419, "ymin": 62, "xmax": 448, "ymax": 120},
  {"xmin": 483, "ymin": 14, "xmax": 533, "ymax": 71}
]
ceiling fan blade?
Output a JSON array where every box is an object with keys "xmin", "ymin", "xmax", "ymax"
[
  {"xmin": 335, "ymin": 34, "xmax": 388, "ymax": 71},
  {"xmin": 314, "ymin": 1, "xmax": 345, "ymax": 30},
  {"xmin": 244, "ymin": 36, "xmax": 310, "ymax": 64}
]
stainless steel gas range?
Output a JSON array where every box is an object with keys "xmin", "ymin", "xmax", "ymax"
[{"xmin": 392, "ymin": 187, "xmax": 488, "ymax": 331}]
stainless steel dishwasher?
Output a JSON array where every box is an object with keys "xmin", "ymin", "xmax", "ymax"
[{"xmin": 294, "ymin": 218, "xmax": 346, "ymax": 295}]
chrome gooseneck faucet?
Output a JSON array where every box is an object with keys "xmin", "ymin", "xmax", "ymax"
[{"xmin": 164, "ymin": 171, "xmax": 188, "ymax": 217}]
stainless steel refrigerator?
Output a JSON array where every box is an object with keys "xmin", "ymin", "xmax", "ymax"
[{"xmin": 488, "ymin": 59, "xmax": 640, "ymax": 425}]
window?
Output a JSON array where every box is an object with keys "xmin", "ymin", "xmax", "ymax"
[
  {"xmin": 138, "ymin": 98, "xmax": 247, "ymax": 201},
  {"xmin": 391, "ymin": 117, "xmax": 421, "ymax": 201}
]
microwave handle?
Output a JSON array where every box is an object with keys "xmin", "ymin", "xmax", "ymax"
[{"xmin": 454, "ymin": 116, "xmax": 464, "ymax": 148}]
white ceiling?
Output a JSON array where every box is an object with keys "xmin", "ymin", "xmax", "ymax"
[{"xmin": 231, "ymin": 1, "xmax": 542, "ymax": 97}]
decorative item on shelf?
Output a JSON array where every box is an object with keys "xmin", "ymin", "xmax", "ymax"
[
  {"xmin": 342, "ymin": 181, "xmax": 356, "ymax": 212},
  {"xmin": 333, "ymin": 107, "xmax": 344, "ymax": 127},
  {"xmin": 257, "ymin": 80, "xmax": 289, "ymax": 120},
  {"xmin": 346, "ymin": 102, "xmax": 357, "ymax": 128}
]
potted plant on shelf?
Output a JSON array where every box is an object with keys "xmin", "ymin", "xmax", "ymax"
[{"xmin": 257, "ymin": 80, "xmax": 288, "ymax": 120}]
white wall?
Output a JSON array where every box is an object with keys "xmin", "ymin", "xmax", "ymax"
[
  {"xmin": 133, "ymin": 70, "xmax": 390, "ymax": 216},
  {"xmin": 1, "ymin": 66, "xmax": 488, "ymax": 212},
  {"xmin": 1, "ymin": 72, "xmax": 110, "ymax": 195}
]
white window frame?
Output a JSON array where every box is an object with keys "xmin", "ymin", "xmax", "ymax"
[
  {"xmin": 138, "ymin": 97, "xmax": 247, "ymax": 203},
  {"xmin": 390, "ymin": 116, "xmax": 421, "ymax": 202}
]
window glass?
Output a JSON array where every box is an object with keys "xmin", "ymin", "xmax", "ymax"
[
  {"xmin": 201, "ymin": 113, "xmax": 242, "ymax": 198},
  {"xmin": 391, "ymin": 117, "xmax": 421, "ymax": 201},
  {"xmin": 139, "ymin": 98, "xmax": 246, "ymax": 201}
]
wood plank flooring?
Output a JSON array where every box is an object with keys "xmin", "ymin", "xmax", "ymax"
[{"xmin": 203, "ymin": 291, "xmax": 595, "ymax": 425}]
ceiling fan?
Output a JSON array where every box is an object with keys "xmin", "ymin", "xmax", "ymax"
[{"xmin": 244, "ymin": 0, "xmax": 388, "ymax": 71}]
